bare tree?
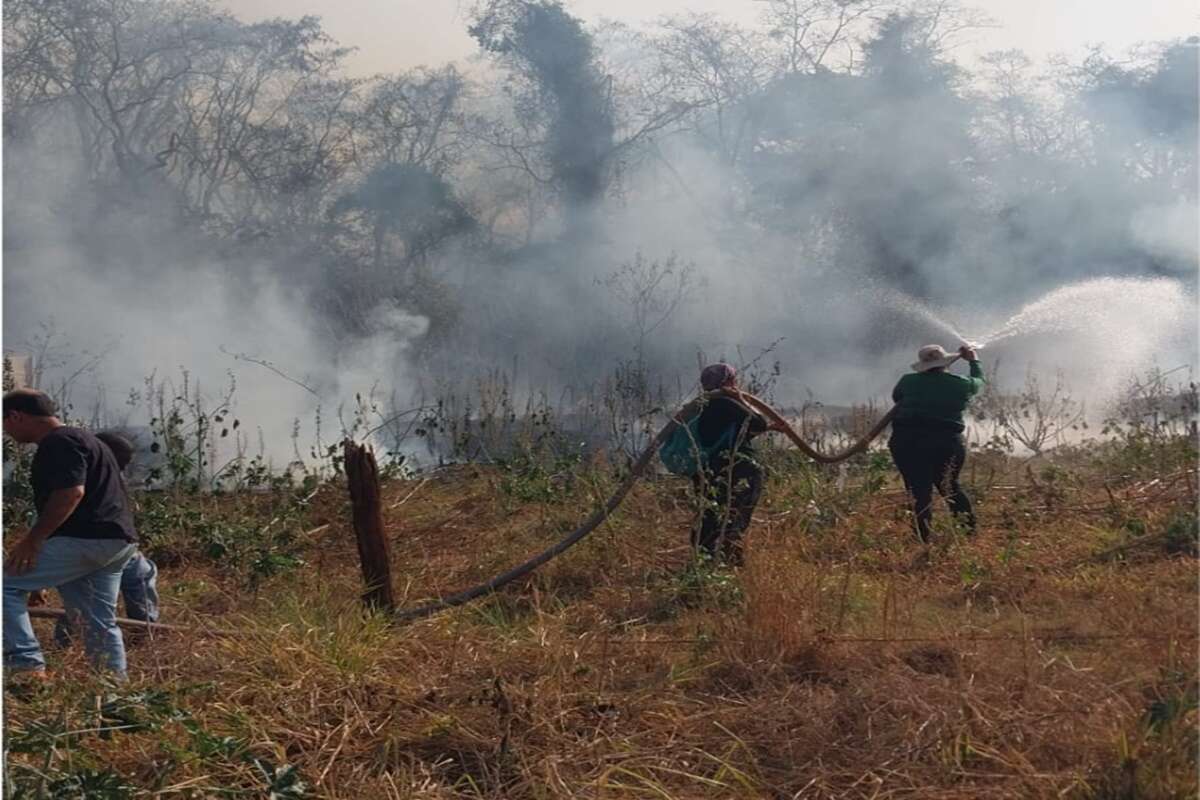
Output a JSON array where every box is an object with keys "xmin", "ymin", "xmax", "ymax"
[
  {"xmin": 5, "ymin": 0, "xmax": 220, "ymax": 181},
  {"xmin": 168, "ymin": 16, "xmax": 352, "ymax": 224},
  {"xmin": 4, "ymin": 0, "xmax": 354, "ymax": 226},
  {"xmin": 469, "ymin": 1, "xmax": 694, "ymax": 233},
  {"xmin": 470, "ymin": 0, "xmax": 616, "ymax": 219},
  {"xmin": 597, "ymin": 251, "xmax": 701, "ymax": 457},
  {"xmin": 757, "ymin": 0, "xmax": 885, "ymax": 75},
  {"xmin": 652, "ymin": 14, "xmax": 772, "ymax": 170},
  {"xmin": 599, "ymin": 251, "xmax": 700, "ymax": 367},
  {"xmin": 973, "ymin": 365, "xmax": 1086, "ymax": 455},
  {"xmin": 979, "ymin": 51, "xmax": 1041, "ymax": 154},
  {"xmin": 1059, "ymin": 40, "xmax": 1198, "ymax": 193},
  {"xmin": 350, "ymin": 67, "xmax": 469, "ymax": 177}
]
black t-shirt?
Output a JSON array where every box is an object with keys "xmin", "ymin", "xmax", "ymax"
[
  {"xmin": 32, "ymin": 427, "xmax": 137, "ymax": 542},
  {"xmin": 696, "ymin": 396, "xmax": 768, "ymax": 453}
]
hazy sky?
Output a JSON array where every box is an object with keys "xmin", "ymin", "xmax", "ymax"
[{"xmin": 220, "ymin": 0, "xmax": 1197, "ymax": 75}]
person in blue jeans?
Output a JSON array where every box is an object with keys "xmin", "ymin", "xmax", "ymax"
[
  {"xmin": 3, "ymin": 390, "xmax": 138, "ymax": 678},
  {"xmin": 48, "ymin": 431, "xmax": 159, "ymax": 646}
]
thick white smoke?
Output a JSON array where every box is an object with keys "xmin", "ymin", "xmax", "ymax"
[{"xmin": 3, "ymin": 1, "xmax": 1196, "ymax": 472}]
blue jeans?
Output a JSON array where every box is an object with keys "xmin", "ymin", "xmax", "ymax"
[
  {"xmin": 4, "ymin": 537, "xmax": 135, "ymax": 675},
  {"xmin": 120, "ymin": 552, "xmax": 160, "ymax": 622},
  {"xmin": 53, "ymin": 552, "xmax": 159, "ymax": 647}
]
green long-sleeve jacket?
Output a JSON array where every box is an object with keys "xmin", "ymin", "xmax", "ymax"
[{"xmin": 891, "ymin": 360, "xmax": 985, "ymax": 433}]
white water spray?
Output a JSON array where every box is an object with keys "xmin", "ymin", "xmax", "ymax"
[
  {"xmin": 866, "ymin": 286, "xmax": 970, "ymax": 344},
  {"xmin": 972, "ymin": 277, "xmax": 1192, "ymax": 348},
  {"xmin": 877, "ymin": 276, "xmax": 1195, "ymax": 402},
  {"xmin": 879, "ymin": 277, "xmax": 1193, "ymax": 352}
]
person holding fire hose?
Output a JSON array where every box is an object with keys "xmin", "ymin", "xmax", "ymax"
[
  {"xmin": 888, "ymin": 344, "xmax": 984, "ymax": 542},
  {"xmin": 687, "ymin": 363, "xmax": 788, "ymax": 565}
]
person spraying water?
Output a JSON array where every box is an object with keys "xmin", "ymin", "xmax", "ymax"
[{"xmin": 888, "ymin": 343, "xmax": 984, "ymax": 543}]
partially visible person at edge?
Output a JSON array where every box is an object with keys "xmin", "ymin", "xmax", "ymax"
[
  {"xmin": 691, "ymin": 363, "xmax": 785, "ymax": 565},
  {"xmin": 33, "ymin": 431, "xmax": 160, "ymax": 647},
  {"xmin": 888, "ymin": 344, "xmax": 985, "ymax": 543},
  {"xmin": 2, "ymin": 389, "xmax": 138, "ymax": 679}
]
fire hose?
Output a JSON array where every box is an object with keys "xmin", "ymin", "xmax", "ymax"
[
  {"xmin": 394, "ymin": 391, "xmax": 896, "ymax": 623},
  {"xmin": 25, "ymin": 393, "xmax": 895, "ymax": 636}
]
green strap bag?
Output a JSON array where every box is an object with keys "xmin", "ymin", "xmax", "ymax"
[{"xmin": 659, "ymin": 416, "xmax": 736, "ymax": 476}]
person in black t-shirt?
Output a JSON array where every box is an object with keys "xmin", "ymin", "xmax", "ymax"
[
  {"xmin": 691, "ymin": 363, "xmax": 781, "ymax": 565},
  {"xmin": 3, "ymin": 389, "xmax": 137, "ymax": 678},
  {"xmin": 39, "ymin": 431, "xmax": 160, "ymax": 647}
]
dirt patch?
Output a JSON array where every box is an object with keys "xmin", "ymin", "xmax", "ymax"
[{"xmin": 902, "ymin": 645, "xmax": 960, "ymax": 678}]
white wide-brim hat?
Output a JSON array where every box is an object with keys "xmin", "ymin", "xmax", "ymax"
[{"xmin": 911, "ymin": 344, "xmax": 958, "ymax": 372}]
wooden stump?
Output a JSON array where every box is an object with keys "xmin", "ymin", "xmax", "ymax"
[{"xmin": 343, "ymin": 439, "xmax": 395, "ymax": 612}]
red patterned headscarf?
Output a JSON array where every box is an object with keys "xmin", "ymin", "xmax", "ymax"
[{"xmin": 700, "ymin": 363, "xmax": 737, "ymax": 391}]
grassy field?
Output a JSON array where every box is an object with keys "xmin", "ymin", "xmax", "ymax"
[{"xmin": 3, "ymin": 423, "xmax": 1197, "ymax": 799}]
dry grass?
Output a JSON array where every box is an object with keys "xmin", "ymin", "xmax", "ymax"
[{"xmin": 4, "ymin": 445, "xmax": 1197, "ymax": 799}]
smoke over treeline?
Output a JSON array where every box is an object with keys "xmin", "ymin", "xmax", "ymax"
[{"xmin": 3, "ymin": 0, "xmax": 1196, "ymax": 458}]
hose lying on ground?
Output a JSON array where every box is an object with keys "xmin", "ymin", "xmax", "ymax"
[
  {"xmin": 395, "ymin": 391, "xmax": 896, "ymax": 623},
  {"xmin": 20, "ymin": 396, "xmax": 892, "ymax": 635}
]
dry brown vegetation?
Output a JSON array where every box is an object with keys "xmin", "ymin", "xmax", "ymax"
[{"xmin": 4, "ymin": 435, "xmax": 1198, "ymax": 799}]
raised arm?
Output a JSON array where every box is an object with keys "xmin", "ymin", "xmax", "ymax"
[{"xmin": 959, "ymin": 345, "xmax": 985, "ymax": 395}]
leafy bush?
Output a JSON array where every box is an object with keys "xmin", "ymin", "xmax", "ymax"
[{"xmin": 136, "ymin": 491, "xmax": 310, "ymax": 586}]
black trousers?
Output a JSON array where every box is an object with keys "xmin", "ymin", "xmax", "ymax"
[
  {"xmin": 888, "ymin": 428, "xmax": 975, "ymax": 542},
  {"xmin": 692, "ymin": 455, "xmax": 764, "ymax": 565}
]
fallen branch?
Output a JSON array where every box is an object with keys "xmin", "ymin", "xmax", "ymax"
[
  {"xmin": 390, "ymin": 478, "xmax": 430, "ymax": 510},
  {"xmin": 28, "ymin": 607, "xmax": 188, "ymax": 634}
]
